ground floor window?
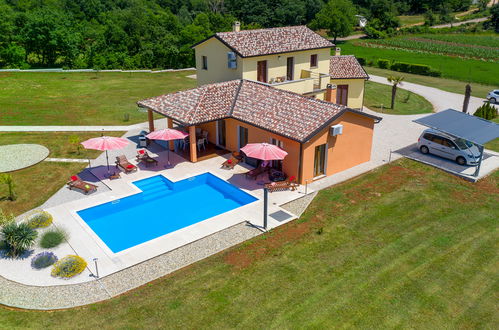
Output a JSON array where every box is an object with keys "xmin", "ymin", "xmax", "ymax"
[
  {"xmin": 314, "ymin": 144, "xmax": 327, "ymax": 177},
  {"xmin": 238, "ymin": 126, "xmax": 248, "ymax": 150},
  {"xmin": 217, "ymin": 120, "xmax": 226, "ymax": 147}
]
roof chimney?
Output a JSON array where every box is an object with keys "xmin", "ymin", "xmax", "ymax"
[
  {"xmin": 233, "ymin": 21, "xmax": 241, "ymax": 32},
  {"xmin": 335, "ymin": 47, "xmax": 341, "ymax": 56}
]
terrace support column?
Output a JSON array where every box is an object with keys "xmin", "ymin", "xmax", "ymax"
[
  {"xmin": 167, "ymin": 118, "xmax": 174, "ymax": 151},
  {"xmin": 189, "ymin": 125, "xmax": 197, "ymax": 163},
  {"xmin": 148, "ymin": 109, "xmax": 155, "ymax": 132}
]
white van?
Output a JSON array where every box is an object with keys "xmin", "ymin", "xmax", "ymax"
[{"xmin": 417, "ymin": 129, "xmax": 481, "ymax": 165}]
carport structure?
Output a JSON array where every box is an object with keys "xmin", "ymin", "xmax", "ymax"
[{"xmin": 413, "ymin": 109, "xmax": 499, "ymax": 177}]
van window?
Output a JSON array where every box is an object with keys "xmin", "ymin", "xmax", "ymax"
[
  {"xmin": 432, "ymin": 136, "xmax": 444, "ymax": 145},
  {"xmin": 455, "ymin": 138, "xmax": 473, "ymax": 149},
  {"xmin": 423, "ymin": 133, "xmax": 434, "ymax": 141},
  {"xmin": 442, "ymin": 139, "xmax": 456, "ymax": 148}
]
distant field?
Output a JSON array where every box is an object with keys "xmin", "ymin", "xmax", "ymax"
[
  {"xmin": 0, "ymin": 71, "xmax": 196, "ymax": 126},
  {"xmin": 360, "ymin": 35, "xmax": 499, "ymax": 61},
  {"xmin": 339, "ymin": 34, "xmax": 499, "ymax": 85},
  {"xmin": 398, "ymin": 15, "xmax": 424, "ymax": 26}
]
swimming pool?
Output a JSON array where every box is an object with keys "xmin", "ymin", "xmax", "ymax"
[{"xmin": 77, "ymin": 173, "xmax": 257, "ymax": 253}]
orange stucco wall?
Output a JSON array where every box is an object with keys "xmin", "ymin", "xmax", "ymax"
[
  {"xmin": 300, "ymin": 111, "xmax": 375, "ymax": 183},
  {"xmin": 223, "ymin": 119, "xmax": 302, "ymax": 181}
]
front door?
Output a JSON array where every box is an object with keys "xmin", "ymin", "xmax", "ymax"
[
  {"xmin": 270, "ymin": 137, "xmax": 284, "ymax": 170},
  {"xmin": 286, "ymin": 57, "xmax": 294, "ymax": 81},
  {"xmin": 313, "ymin": 144, "xmax": 327, "ymax": 177},
  {"xmin": 336, "ymin": 85, "xmax": 348, "ymax": 106},
  {"xmin": 217, "ymin": 120, "xmax": 226, "ymax": 148},
  {"xmin": 257, "ymin": 60, "xmax": 267, "ymax": 83}
]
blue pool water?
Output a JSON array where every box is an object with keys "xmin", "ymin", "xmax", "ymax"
[{"xmin": 77, "ymin": 173, "xmax": 257, "ymax": 253}]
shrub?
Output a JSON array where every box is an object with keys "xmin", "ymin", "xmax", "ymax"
[
  {"xmin": 51, "ymin": 255, "xmax": 87, "ymax": 278},
  {"xmin": 390, "ymin": 62, "xmax": 441, "ymax": 77},
  {"xmin": 0, "ymin": 209, "xmax": 15, "ymax": 227},
  {"xmin": 40, "ymin": 228, "xmax": 67, "ymax": 249},
  {"xmin": 31, "ymin": 252, "xmax": 58, "ymax": 269},
  {"xmin": 356, "ymin": 57, "xmax": 366, "ymax": 65},
  {"xmin": 1, "ymin": 222, "xmax": 38, "ymax": 257},
  {"xmin": 377, "ymin": 59, "xmax": 390, "ymax": 69},
  {"xmin": 474, "ymin": 102, "xmax": 498, "ymax": 120},
  {"xmin": 27, "ymin": 211, "xmax": 53, "ymax": 229}
]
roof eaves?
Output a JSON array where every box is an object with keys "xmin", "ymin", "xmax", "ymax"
[
  {"xmin": 213, "ymin": 35, "xmax": 244, "ymax": 58},
  {"xmin": 242, "ymin": 45, "xmax": 334, "ymax": 59}
]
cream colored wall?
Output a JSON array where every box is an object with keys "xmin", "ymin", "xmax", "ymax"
[
  {"xmin": 330, "ymin": 78, "xmax": 365, "ymax": 109},
  {"xmin": 300, "ymin": 111, "xmax": 374, "ymax": 183},
  {"xmin": 194, "ymin": 38, "xmax": 243, "ymax": 86},
  {"xmin": 241, "ymin": 48, "xmax": 330, "ymax": 82}
]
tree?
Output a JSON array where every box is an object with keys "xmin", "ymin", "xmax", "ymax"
[
  {"xmin": 69, "ymin": 135, "xmax": 82, "ymax": 155},
  {"xmin": 0, "ymin": 173, "xmax": 16, "ymax": 201},
  {"xmin": 1, "ymin": 222, "xmax": 37, "ymax": 257},
  {"xmin": 490, "ymin": 3, "xmax": 499, "ymax": 33},
  {"xmin": 387, "ymin": 75, "xmax": 404, "ymax": 110},
  {"xmin": 310, "ymin": 0, "xmax": 356, "ymax": 43},
  {"xmin": 477, "ymin": 0, "xmax": 489, "ymax": 12}
]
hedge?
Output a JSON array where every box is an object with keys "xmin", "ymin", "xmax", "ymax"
[
  {"xmin": 377, "ymin": 59, "xmax": 391, "ymax": 69},
  {"xmin": 390, "ymin": 62, "xmax": 441, "ymax": 77}
]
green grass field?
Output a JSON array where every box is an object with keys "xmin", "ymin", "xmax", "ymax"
[
  {"xmin": 0, "ymin": 71, "xmax": 196, "ymax": 126},
  {"xmin": 364, "ymin": 81, "xmax": 433, "ymax": 114},
  {"xmin": 0, "ymin": 159, "xmax": 497, "ymax": 328},
  {"xmin": 0, "ymin": 132, "xmax": 125, "ymax": 159},
  {"xmin": 398, "ymin": 15, "xmax": 424, "ymax": 26},
  {"xmin": 365, "ymin": 67, "xmax": 495, "ymax": 98},
  {"xmin": 339, "ymin": 37, "xmax": 499, "ymax": 86}
]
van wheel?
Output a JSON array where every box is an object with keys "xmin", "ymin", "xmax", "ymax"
[
  {"xmin": 420, "ymin": 146, "xmax": 429, "ymax": 154},
  {"xmin": 456, "ymin": 156, "xmax": 466, "ymax": 165},
  {"xmin": 490, "ymin": 97, "xmax": 497, "ymax": 104}
]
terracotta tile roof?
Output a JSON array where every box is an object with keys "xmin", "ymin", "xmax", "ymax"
[
  {"xmin": 138, "ymin": 80, "xmax": 377, "ymax": 143},
  {"xmin": 329, "ymin": 55, "xmax": 369, "ymax": 79},
  {"xmin": 212, "ymin": 26, "xmax": 334, "ymax": 58}
]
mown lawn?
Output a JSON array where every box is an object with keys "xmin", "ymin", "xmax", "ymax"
[
  {"xmin": 0, "ymin": 159, "xmax": 497, "ymax": 328},
  {"xmin": 364, "ymin": 81, "xmax": 434, "ymax": 114},
  {"xmin": 0, "ymin": 162, "xmax": 87, "ymax": 216},
  {"xmin": 365, "ymin": 67, "xmax": 495, "ymax": 99},
  {"xmin": 0, "ymin": 132, "xmax": 125, "ymax": 159},
  {"xmin": 0, "ymin": 71, "xmax": 196, "ymax": 126},
  {"xmin": 339, "ymin": 40, "xmax": 499, "ymax": 86}
]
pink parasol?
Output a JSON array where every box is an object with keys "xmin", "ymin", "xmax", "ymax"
[
  {"xmin": 146, "ymin": 129, "xmax": 189, "ymax": 165},
  {"xmin": 81, "ymin": 136, "xmax": 130, "ymax": 174},
  {"xmin": 240, "ymin": 143, "xmax": 288, "ymax": 161}
]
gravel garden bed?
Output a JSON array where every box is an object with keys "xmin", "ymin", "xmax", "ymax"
[{"xmin": 0, "ymin": 144, "xmax": 49, "ymax": 172}]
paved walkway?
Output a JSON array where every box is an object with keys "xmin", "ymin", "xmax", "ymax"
[{"xmin": 369, "ymin": 75, "xmax": 490, "ymax": 114}]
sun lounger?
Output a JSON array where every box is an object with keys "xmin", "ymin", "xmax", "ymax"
[
  {"xmin": 264, "ymin": 177, "xmax": 299, "ymax": 192},
  {"xmin": 67, "ymin": 175, "xmax": 98, "ymax": 194},
  {"xmin": 136, "ymin": 149, "xmax": 158, "ymax": 166},
  {"xmin": 115, "ymin": 155, "xmax": 138, "ymax": 173},
  {"xmin": 221, "ymin": 156, "xmax": 241, "ymax": 169}
]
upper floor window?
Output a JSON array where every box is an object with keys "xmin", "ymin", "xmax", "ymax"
[
  {"xmin": 310, "ymin": 54, "xmax": 318, "ymax": 68},
  {"xmin": 202, "ymin": 56, "xmax": 208, "ymax": 70},
  {"xmin": 227, "ymin": 52, "xmax": 237, "ymax": 69}
]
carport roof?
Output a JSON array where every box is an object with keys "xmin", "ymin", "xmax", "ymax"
[{"xmin": 413, "ymin": 109, "xmax": 499, "ymax": 145}]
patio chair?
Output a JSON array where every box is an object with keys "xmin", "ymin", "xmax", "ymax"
[
  {"xmin": 67, "ymin": 175, "xmax": 98, "ymax": 194},
  {"xmin": 245, "ymin": 164, "xmax": 269, "ymax": 180},
  {"xmin": 264, "ymin": 176, "xmax": 299, "ymax": 192},
  {"xmin": 115, "ymin": 155, "xmax": 138, "ymax": 173},
  {"xmin": 197, "ymin": 138, "xmax": 206, "ymax": 151},
  {"xmin": 136, "ymin": 149, "xmax": 158, "ymax": 166}
]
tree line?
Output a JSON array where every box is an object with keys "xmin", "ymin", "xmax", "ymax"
[{"xmin": 0, "ymin": 0, "xmax": 481, "ymax": 69}]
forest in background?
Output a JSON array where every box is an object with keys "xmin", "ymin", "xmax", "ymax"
[{"xmin": 0, "ymin": 0, "xmax": 481, "ymax": 69}]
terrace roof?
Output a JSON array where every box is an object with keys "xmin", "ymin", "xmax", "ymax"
[
  {"xmin": 138, "ymin": 80, "xmax": 381, "ymax": 143},
  {"xmin": 329, "ymin": 56, "xmax": 369, "ymax": 80}
]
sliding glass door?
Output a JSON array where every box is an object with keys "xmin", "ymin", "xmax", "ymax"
[{"xmin": 313, "ymin": 144, "xmax": 326, "ymax": 177}]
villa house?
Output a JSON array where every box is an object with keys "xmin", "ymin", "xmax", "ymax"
[
  {"xmin": 192, "ymin": 24, "xmax": 369, "ymax": 109},
  {"xmin": 138, "ymin": 80, "xmax": 381, "ymax": 184}
]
